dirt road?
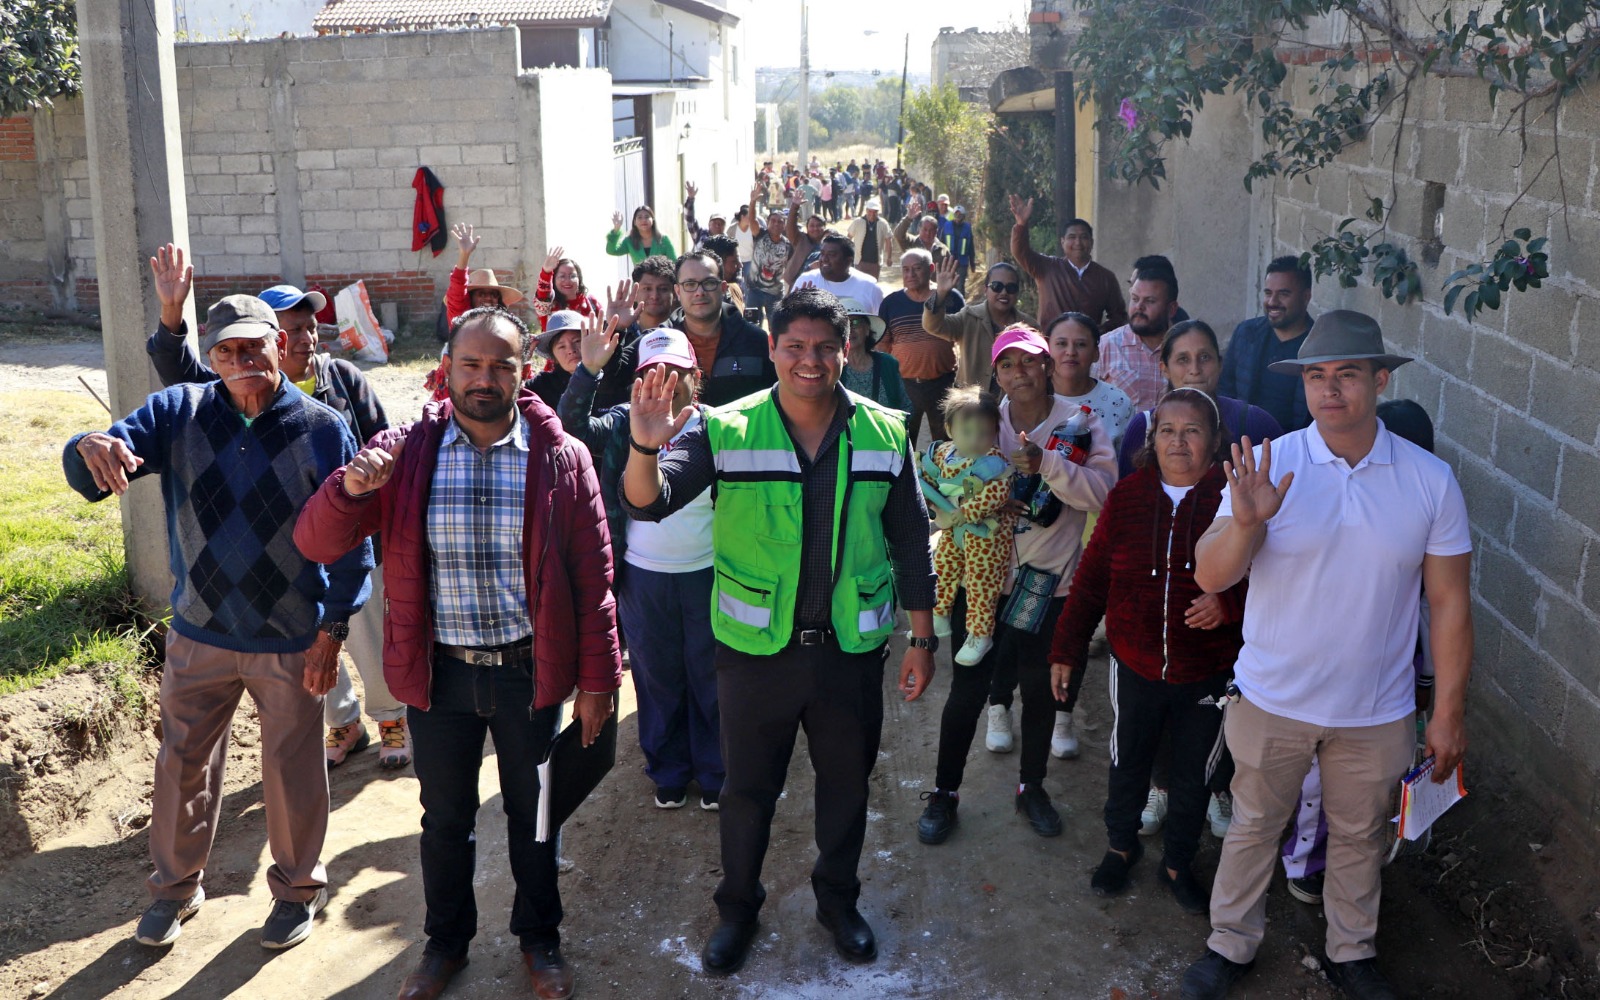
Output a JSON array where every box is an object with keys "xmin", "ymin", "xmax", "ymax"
[{"xmin": 0, "ymin": 333, "xmax": 1590, "ymax": 999}]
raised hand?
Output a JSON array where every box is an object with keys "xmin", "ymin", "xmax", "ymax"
[
  {"xmin": 149, "ymin": 244, "xmax": 193, "ymax": 330},
  {"xmin": 605, "ymin": 279, "xmax": 639, "ymax": 327},
  {"xmin": 76, "ymin": 432, "xmax": 144, "ymax": 496},
  {"xmin": 580, "ymin": 311, "xmax": 622, "ymax": 375},
  {"xmin": 685, "ymin": 181, "xmax": 698, "ymax": 201},
  {"xmin": 628, "ymin": 364, "xmax": 693, "ymax": 451},
  {"xmin": 1010, "ymin": 430, "xmax": 1043, "ymax": 476},
  {"xmin": 611, "ymin": 210, "xmax": 625, "ymax": 231},
  {"xmin": 452, "ymin": 222, "xmax": 479, "ymax": 253},
  {"xmin": 1008, "ymin": 194, "xmax": 1033, "ymax": 227},
  {"xmin": 1222, "ymin": 436, "xmax": 1293, "ymax": 529},
  {"xmin": 541, "ymin": 245, "xmax": 564, "ymax": 274},
  {"xmin": 343, "ymin": 436, "xmax": 407, "ymax": 496},
  {"xmin": 934, "ymin": 254, "xmax": 959, "ymax": 298}
]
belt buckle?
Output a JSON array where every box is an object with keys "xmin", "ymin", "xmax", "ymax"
[
  {"xmin": 796, "ymin": 629, "xmax": 827, "ymax": 646},
  {"xmin": 465, "ymin": 648, "xmax": 502, "ymax": 667}
]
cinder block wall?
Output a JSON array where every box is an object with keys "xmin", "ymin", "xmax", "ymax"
[
  {"xmin": 1265, "ymin": 65, "xmax": 1600, "ymax": 836},
  {"xmin": 0, "ymin": 27, "xmax": 586, "ymax": 324}
]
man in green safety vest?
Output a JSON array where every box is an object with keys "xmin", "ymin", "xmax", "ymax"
[{"xmin": 621, "ymin": 286, "xmax": 939, "ymax": 976}]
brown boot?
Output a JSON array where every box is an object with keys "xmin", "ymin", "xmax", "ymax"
[
  {"xmin": 523, "ymin": 943, "xmax": 574, "ymax": 1000},
  {"xmin": 396, "ymin": 952, "xmax": 468, "ymax": 1000}
]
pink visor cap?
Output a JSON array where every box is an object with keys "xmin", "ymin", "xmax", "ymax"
[
  {"xmin": 636, "ymin": 328, "xmax": 699, "ymax": 371},
  {"xmin": 990, "ymin": 325, "xmax": 1050, "ymax": 364}
]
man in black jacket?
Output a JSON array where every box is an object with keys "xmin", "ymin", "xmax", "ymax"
[
  {"xmin": 144, "ymin": 244, "xmax": 408, "ymax": 774},
  {"xmin": 664, "ymin": 250, "xmax": 777, "ymax": 407}
]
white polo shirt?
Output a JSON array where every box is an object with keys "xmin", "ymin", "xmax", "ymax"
[{"xmin": 1219, "ymin": 421, "xmax": 1470, "ymax": 728}]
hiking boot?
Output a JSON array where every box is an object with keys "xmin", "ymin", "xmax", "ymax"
[
  {"xmin": 984, "ymin": 704, "xmax": 1014, "ymax": 753},
  {"xmin": 325, "ymin": 723, "xmax": 370, "ymax": 767},
  {"xmin": 260, "ymin": 887, "xmax": 327, "ymax": 950},
  {"xmin": 1288, "ymin": 871, "xmax": 1324, "ymax": 905},
  {"xmin": 1321, "ymin": 955, "xmax": 1400, "ymax": 1000},
  {"xmin": 917, "ymin": 789, "xmax": 959, "ymax": 844},
  {"xmin": 654, "ymin": 786, "xmax": 687, "ymax": 809},
  {"xmin": 377, "ymin": 718, "xmax": 412, "ymax": 770},
  {"xmin": 1091, "ymin": 841, "xmax": 1143, "ymax": 896},
  {"xmin": 1140, "ymin": 786, "xmax": 1169, "ymax": 836},
  {"xmin": 955, "ymin": 634, "xmax": 994, "ymax": 666},
  {"xmin": 1015, "ymin": 783, "xmax": 1063, "ymax": 837},
  {"xmin": 1208, "ymin": 791, "xmax": 1233, "ymax": 837},
  {"xmin": 134, "ymin": 887, "xmax": 204, "ymax": 947},
  {"xmin": 1050, "ymin": 711, "xmax": 1080, "ymax": 759},
  {"xmin": 1159, "ymin": 862, "xmax": 1212, "ymax": 915},
  {"xmin": 1180, "ymin": 948, "xmax": 1255, "ymax": 999}
]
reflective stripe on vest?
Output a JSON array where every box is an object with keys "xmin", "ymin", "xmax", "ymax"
[{"xmin": 713, "ymin": 448, "xmax": 802, "ymax": 479}]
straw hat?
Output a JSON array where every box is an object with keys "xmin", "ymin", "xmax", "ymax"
[{"xmin": 462, "ymin": 268, "xmax": 525, "ymax": 307}]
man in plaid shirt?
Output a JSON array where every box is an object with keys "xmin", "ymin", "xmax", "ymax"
[{"xmin": 1092, "ymin": 264, "xmax": 1181, "ymax": 412}]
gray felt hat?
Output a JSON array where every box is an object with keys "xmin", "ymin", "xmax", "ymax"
[{"xmin": 1266, "ymin": 309, "xmax": 1412, "ymax": 374}]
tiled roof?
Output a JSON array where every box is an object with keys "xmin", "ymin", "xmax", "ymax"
[{"xmin": 314, "ymin": 0, "xmax": 612, "ymax": 31}]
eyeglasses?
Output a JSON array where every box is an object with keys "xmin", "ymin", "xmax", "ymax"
[
  {"xmin": 676, "ymin": 278, "xmax": 724, "ymax": 293},
  {"xmin": 988, "ymin": 281, "xmax": 1020, "ymax": 294}
]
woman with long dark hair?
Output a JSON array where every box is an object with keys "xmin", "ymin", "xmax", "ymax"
[{"xmin": 607, "ymin": 205, "xmax": 677, "ymax": 265}]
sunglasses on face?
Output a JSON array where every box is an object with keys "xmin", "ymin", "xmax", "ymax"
[
  {"xmin": 988, "ymin": 281, "xmax": 1020, "ymax": 294},
  {"xmin": 677, "ymin": 278, "xmax": 724, "ymax": 293}
]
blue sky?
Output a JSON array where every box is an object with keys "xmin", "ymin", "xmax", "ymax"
[{"xmin": 743, "ymin": 0, "xmax": 1028, "ymax": 73}]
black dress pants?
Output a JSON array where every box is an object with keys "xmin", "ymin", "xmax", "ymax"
[{"xmin": 712, "ymin": 637, "xmax": 887, "ymax": 925}]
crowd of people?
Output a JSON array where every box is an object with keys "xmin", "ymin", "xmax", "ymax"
[{"xmin": 56, "ymin": 160, "xmax": 1473, "ymax": 1000}]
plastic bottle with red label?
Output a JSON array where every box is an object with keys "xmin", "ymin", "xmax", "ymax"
[{"xmin": 1012, "ymin": 404, "xmax": 1093, "ymax": 526}]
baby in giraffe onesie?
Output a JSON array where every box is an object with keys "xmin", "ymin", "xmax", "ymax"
[{"xmin": 918, "ymin": 386, "xmax": 1017, "ymax": 667}]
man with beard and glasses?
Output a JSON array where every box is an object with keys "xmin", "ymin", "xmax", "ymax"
[
  {"xmin": 1218, "ymin": 255, "xmax": 1316, "ymax": 431},
  {"xmin": 67, "ymin": 292, "xmax": 372, "ymax": 953},
  {"xmin": 664, "ymin": 251, "xmax": 776, "ymax": 406},
  {"xmin": 1095, "ymin": 265, "xmax": 1181, "ymax": 411},
  {"xmin": 296, "ymin": 307, "xmax": 621, "ymax": 1000},
  {"xmin": 142, "ymin": 244, "xmax": 409, "ymax": 772}
]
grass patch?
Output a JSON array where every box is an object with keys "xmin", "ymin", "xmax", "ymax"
[
  {"xmin": 376, "ymin": 333, "xmax": 447, "ymax": 376},
  {"xmin": 0, "ymin": 318, "xmax": 101, "ymax": 347},
  {"xmin": 0, "ymin": 391, "xmax": 154, "ymax": 695}
]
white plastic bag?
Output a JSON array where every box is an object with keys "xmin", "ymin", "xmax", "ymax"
[{"xmin": 334, "ymin": 281, "xmax": 389, "ymax": 363}]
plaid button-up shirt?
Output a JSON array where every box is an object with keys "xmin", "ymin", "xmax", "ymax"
[
  {"xmin": 427, "ymin": 411, "xmax": 532, "ymax": 647},
  {"xmin": 1092, "ymin": 325, "xmax": 1167, "ymax": 412}
]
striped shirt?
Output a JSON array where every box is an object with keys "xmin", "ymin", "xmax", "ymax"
[{"xmin": 427, "ymin": 411, "xmax": 532, "ymax": 647}]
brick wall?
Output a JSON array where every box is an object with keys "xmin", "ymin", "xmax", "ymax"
[
  {"xmin": 1265, "ymin": 63, "xmax": 1600, "ymax": 835},
  {"xmin": 0, "ymin": 117, "xmax": 36, "ymax": 161}
]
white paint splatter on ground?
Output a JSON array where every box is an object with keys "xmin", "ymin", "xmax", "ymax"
[{"xmin": 656, "ymin": 936, "xmax": 702, "ymax": 973}]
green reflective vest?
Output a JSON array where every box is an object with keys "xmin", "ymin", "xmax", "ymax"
[{"xmin": 706, "ymin": 387, "xmax": 907, "ymax": 655}]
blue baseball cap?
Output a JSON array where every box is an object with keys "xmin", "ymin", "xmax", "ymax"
[{"xmin": 258, "ymin": 284, "xmax": 328, "ymax": 314}]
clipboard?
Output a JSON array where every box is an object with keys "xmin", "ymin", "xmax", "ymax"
[{"xmin": 535, "ymin": 696, "xmax": 619, "ymax": 843}]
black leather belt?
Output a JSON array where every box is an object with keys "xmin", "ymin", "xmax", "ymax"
[
  {"xmin": 793, "ymin": 628, "xmax": 833, "ymax": 647},
  {"xmin": 436, "ymin": 641, "xmax": 533, "ymax": 667}
]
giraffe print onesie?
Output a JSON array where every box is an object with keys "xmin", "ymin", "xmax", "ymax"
[{"xmin": 919, "ymin": 442, "xmax": 1017, "ymax": 639}]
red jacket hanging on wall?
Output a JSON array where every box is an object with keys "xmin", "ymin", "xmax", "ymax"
[{"xmin": 411, "ymin": 167, "xmax": 447, "ymax": 255}]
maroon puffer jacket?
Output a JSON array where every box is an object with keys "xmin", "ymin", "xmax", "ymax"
[
  {"xmin": 1050, "ymin": 463, "xmax": 1245, "ymax": 684},
  {"xmin": 295, "ymin": 391, "xmax": 621, "ymax": 711}
]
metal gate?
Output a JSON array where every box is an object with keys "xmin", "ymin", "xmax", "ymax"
[{"xmin": 613, "ymin": 137, "xmax": 647, "ymax": 280}]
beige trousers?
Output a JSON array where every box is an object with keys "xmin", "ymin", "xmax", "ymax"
[
  {"xmin": 149, "ymin": 631, "xmax": 329, "ymax": 903},
  {"xmin": 1208, "ymin": 696, "xmax": 1413, "ymax": 964}
]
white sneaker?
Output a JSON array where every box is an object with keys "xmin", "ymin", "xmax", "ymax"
[
  {"xmin": 1050, "ymin": 711, "xmax": 1080, "ymax": 759},
  {"xmin": 932, "ymin": 614, "xmax": 952, "ymax": 638},
  {"xmin": 1139, "ymin": 787, "xmax": 1168, "ymax": 836},
  {"xmin": 955, "ymin": 633, "xmax": 993, "ymax": 666},
  {"xmin": 1208, "ymin": 791, "xmax": 1233, "ymax": 838},
  {"xmin": 984, "ymin": 703, "xmax": 1014, "ymax": 753}
]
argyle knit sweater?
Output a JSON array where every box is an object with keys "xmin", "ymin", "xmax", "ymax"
[{"xmin": 63, "ymin": 380, "xmax": 372, "ymax": 654}]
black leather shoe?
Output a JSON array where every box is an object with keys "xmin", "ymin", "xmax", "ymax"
[
  {"xmin": 1015, "ymin": 783, "xmax": 1063, "ymax": 837},
  {"xmin": 701, "ymin": 919, "xmax": 758, "ymax": 976},
  {"xmin": 1158, "ymin": 862, "xmax": 1211, "ymax": 915},
  {"xmin": 816, "ymin": 907, "xmax": 877, "ymax": 963},
  {"xmin": 1179, "ymin": 948, "xmax": 1255, "ymax": 1000},
  {"xmin": 1321, "ymin": 955, "xmax": 1400, "ymax": 1000},
  {"xmin": 1090, "ymin": 840, "xmax": 1143, "ymax": 896},
  {"xmin": 917, "ymin": 789, "xmax": 958, "ymax": 844}
]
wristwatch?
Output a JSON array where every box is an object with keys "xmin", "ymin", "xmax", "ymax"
[
  {"xmin": 906, "ymin": 634, "xmax": 939, "ymax": 652},
  {"xmin": 321, "ymin": 621, "xmax": 350, "ymax": 642}
]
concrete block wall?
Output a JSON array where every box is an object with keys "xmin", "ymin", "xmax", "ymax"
[
  {"xmin": 0, "ymin": 117, "xmax": 43, "ymax": 286},
  {"xmin": 1265, "ymin": 65, "xmax": 1600, "ymax": 835}
]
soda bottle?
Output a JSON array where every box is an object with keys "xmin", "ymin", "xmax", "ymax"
[{"xmin": 1012, "ymin": 405, "xmax": 1093, "ymax": 526}]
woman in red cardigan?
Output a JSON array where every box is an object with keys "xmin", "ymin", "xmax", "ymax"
[
  {"xmin": 532, "ymin": 246, "xmax": 602, "ymax": 331},
  {"xmin": 1050, "ymin": 387, "xmax": 1247, "ymax": 915}
]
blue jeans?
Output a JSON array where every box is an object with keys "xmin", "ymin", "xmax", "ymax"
[
  {"xmin": 745, "ymin": 285, "xmax": 782, "ymax": 329},
  {"xmin": 408, "ymin": 651, "xmax": 561, "ymax": 957},
  {"xmin": 617, "ymin": 564, "xmax": 722, "ymax": 792}
]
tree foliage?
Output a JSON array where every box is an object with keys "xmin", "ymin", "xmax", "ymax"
[
  {"xmin": 1067, "ymin": 0, "xmax": 1586, "ymax": 321},
  {"xmin": 902, "ymin": 82, "xmax": 993, "ymax": 206},
  {"xmin": 0, "ymin": 0, "xmax": 79, "ymax": 118}
]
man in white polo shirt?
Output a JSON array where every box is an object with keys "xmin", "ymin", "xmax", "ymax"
[{"xmin": 1179, "ymin": 311, "xmax": 1473, "ymax": 1000}]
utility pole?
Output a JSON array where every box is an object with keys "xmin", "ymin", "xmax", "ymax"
[
  {"xmin": 798, "ymin": 0, "xmax": 809, "ymax": 168},
  {"xmin": 895, "ymin": 33, "xmax": 909, "ymax": 170}
]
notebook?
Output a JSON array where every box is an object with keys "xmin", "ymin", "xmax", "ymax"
[
  {"xmin": 535, "ymin": 699, "xmax": 619, "ymax": 843},
  {"xmin": 1396, "ymin": 756, "xmax": 1466, "ymax": 841}
]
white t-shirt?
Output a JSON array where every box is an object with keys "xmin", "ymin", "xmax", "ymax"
[
  {"xmin": 1219, "ymin": 421, "xmax": 1471, "ymax": 728},
  {"xmin": 1058, "ymin": 380, "xmax": 1135, "ymax": 452},
  {"xmin": 791, "ymin": 268, "xmax": 884, "ymax": 312},
  {"xmin": 625, "ymin": 411, "xmax": 714, "ymax": 573},
  {"xmin": 735, "ymin": 222, "xmax": 756, "ymax": 265},
  {"xmin": 1160, "ymin": 481, "xmax": 1194, "ymax": 506}
]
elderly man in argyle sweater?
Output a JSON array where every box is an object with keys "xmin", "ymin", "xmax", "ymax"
[{"xmin": 63, "ymin": 294, "xmax": 372, "ymax": 952}]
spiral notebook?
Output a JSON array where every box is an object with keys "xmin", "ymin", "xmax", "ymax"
[{"xmin": 1395, "ymin": 756, "xmax": 1466, "ymax": 841}]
